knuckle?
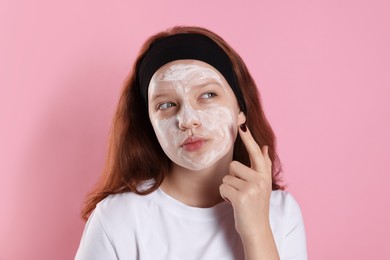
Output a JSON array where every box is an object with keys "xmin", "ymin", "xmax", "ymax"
[
  {"xmin": 236, "ymin": 192, "xmax": 246, "ymax": 204},
  {"xmin": 222, "ymin": 175, "xmax": 228, "ymax": 182},
  {"xmin": 230, "ymin": 160, "xmax": 239, "ymax": 169},
  {"xmin": 248, "ymin": 185, "xmax": 260, "ymax": 197},
  {"xmin": 219, "ymin": 183, "xmax": 227, "ymax": 192},
  {"xmin": 236, "ymin": 186, "xmax": 259, "ymax": 204},
  {"xmin": 229, "ymin": 161, "xmax": 242, "ymax": 174},
  {"xmin": 258, "ymin": 180, "xmax": 267, "ymax": 189},
  {"xmin": 253, "ymin": 176, "xmax": 267, "ymax": 189},
  {"xmin": 222, "ymin": 175, "xmax": 231, "ymax": 183}
]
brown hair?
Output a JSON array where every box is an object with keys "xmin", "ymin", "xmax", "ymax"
[{"xmin": 81, "ymin": 26, "xmax": 284, "ymax": 221}]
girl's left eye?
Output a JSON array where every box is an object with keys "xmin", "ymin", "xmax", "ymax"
[{"xmin": 200, "ymin": 92, "xmax": 217, "ymax": 99}]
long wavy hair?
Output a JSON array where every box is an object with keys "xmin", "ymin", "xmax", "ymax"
[{"xmin": 81, "ymin": 26, "xmax": 284, "ymax": 221}]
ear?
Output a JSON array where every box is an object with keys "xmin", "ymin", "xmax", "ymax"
[{"xmin": 237, "ymin": 111, "xmax": 246, "ymax": 125}]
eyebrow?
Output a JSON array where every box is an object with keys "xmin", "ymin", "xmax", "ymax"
[
  {"xmin": 150, "ymin": 81, "xmax": 223, "ymax": 101},
  {"xmin": 150, "ymin": 92, "xmax": 170, "ymax": 101},
  {"xmin": 196, "ymin": 80, "xmax": 223, "ymax": 89}
]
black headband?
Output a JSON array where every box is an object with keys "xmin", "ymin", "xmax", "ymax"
[{"xmin": 137, "ymin": 33, "xmax": 246, "ymax": 113}]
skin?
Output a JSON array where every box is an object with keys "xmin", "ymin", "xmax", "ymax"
[
  {"xmin": 148, "ymin": 62, "xmax": 239, "ymax": 170},
  {"xmin": 148, "ymin": 60, "xmax": 279, "ymax": 260}
]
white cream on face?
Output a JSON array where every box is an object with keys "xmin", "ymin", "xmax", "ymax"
[{"xmin": 148, "ymin": 61, "xmax": 240, "ymax": 171}]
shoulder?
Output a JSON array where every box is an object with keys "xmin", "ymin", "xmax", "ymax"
[
  {"xmin": 96, "ymin": 179, "xmax": 156, "ymax": 217},
  {"xmin": 270, "ymin": 190, "xmax": 308, "ymax": 258},
  {"xmin": 96, "ymin": 192, "xmax": 142, "ymax": 214},
  {"xmin": 94, "ymin": 193, "xmax": 139, "ymax": 230},
  {"xmin": 269, "ymin": 189, "xmax": 305, "ymax": 233},
  {"xmin": 270, "ymin": 189, "xmax": 303, "ymax": 215},
  {"xmin": 93, "ymin": 181, "xmax": 158, "ymax": 232},
  {"xmin": 77, "ymin": 188, "xmax": 156, "ymax": 259}
]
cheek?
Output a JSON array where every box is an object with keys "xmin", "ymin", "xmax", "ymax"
[
  {"xmin": 199, "ymin": 107, "xmax": 236, "ymax": 139},
  {"xmin": 152, "ymin": 116, "xmax": 180, "ymax": 147}
]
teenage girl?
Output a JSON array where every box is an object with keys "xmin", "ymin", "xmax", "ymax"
[{"xmin": 75, "ymin": 26, "xmax": 307, "ymax": 260}]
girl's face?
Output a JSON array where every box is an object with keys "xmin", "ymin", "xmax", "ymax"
[{"xmin": 148, "ymin": 60, "xmax": 245, "ymax": 171}]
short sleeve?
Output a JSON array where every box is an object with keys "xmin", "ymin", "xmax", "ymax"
[
  {"xmin": 75, "ymin": 209, "xmax": 118, "ymax": 260},
  {"xmin": 280, "ymin": 193, "xmax": 307, "ymax": 260}
]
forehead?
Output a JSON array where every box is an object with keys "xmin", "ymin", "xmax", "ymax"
[
  {"xmin": 150, "ymin": 59, "xmax": 224, "ymax": 83},
  {"xmin": 147, "ymin": 60, "xmax": 239, "ymax": 107}
]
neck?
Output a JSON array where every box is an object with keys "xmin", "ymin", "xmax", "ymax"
[{"xmin": 160, "ymin": 151, "xmax": 233, "ymax": 208}]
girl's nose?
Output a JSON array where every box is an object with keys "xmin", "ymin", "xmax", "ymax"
[{"xmin": 177, "ymin": 104, "xmax": 202, "ymax": 130}]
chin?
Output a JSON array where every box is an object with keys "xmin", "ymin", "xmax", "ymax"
[{"xmin": 176, "ymin": 152, "xmax": 232, "ymax": 172}]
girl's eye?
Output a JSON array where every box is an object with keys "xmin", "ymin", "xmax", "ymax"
[
  {"xmin": 157, "ymin": 102, "xmax": 176, "ymax": 110},
  {"xmin": 200, "ymin": 92, "xmax": 217, "ymax": 99}
]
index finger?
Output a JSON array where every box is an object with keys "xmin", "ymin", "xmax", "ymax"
[{"xmin": 238, "ymin": 124, "xmax": 268, "ymax": 173}]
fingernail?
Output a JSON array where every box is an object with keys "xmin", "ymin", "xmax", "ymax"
[{"xmin": 240, "ymin": 124, "xmax": 247, "ymax": 132}]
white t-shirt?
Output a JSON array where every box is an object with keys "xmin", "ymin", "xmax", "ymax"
[{"xmin": 75, "ymin": 181, "xmax": 307, "ymax": 260}]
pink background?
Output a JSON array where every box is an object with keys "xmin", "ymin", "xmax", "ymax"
[{"xmin": 1, "ymin": 0, "xmax": 389, "ymax": 259}]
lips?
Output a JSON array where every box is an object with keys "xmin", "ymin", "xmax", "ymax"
[{"xmin": 180, "ymin": 136, "xmax": 207, "ymax": 152}]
